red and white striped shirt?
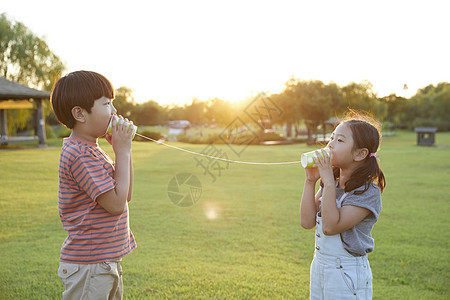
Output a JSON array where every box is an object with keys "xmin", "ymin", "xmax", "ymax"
[{"xmin": 58, "ymin": 137, "xmax": 136, "ymax": 264}]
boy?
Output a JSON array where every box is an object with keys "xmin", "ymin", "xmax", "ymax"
[{"xmin": 51, "ymin": 71, "xmax": 136, "ymax": 299}]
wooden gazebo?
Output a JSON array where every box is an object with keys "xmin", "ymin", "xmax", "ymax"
[{"xmin": 0, "ymin": 77, "xmax": 50, "ymax": 146}]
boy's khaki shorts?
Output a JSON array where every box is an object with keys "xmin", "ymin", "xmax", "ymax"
[{"xmin": 58, "ymin": 260, "xmax": 123, "ymax": 300}]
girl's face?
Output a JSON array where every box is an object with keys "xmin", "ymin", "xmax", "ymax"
[{"xmin": 326, "ymin": 123, "xmax": 356, "ymax": 168}]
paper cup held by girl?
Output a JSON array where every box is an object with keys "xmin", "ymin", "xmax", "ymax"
[{"xmin": 301, "ymin": 148, "xmax": 331, "ymax": 168}]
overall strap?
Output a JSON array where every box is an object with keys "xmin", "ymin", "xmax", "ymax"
[{"xmin": 336, "ymin": 192, "xmax": 348, "ymax": 209}]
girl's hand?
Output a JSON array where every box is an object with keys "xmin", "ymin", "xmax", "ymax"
[
  {"xmin": 305, "ymin": 167, "xmax": 320, "ymax": 184},
  {"xmin": 313, "ymin": 149, "xmax": 334, "ymax": 186}
]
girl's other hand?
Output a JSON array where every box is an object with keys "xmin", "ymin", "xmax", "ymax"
[{"xmin": 305, "ymin": 167, "xmax": 320, "ymax": 184}]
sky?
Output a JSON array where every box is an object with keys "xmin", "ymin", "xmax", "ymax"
[{"xmin": 1, "ymin": 0, "xmax": 449, "ymax": 105}]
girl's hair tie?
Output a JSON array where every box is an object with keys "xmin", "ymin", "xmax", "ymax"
[{"xmin": 370, "ymin": 153, "xmax": 380, "ymax": 161}]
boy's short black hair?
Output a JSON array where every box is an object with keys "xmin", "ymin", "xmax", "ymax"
[{"xmin": 50, "ymin": 71, "xmax": 114, "ymax": 129}]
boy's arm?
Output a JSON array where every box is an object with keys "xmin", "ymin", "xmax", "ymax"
[
  {"xmin": 127, "ymin": 153, "xmax": 133, "ymax": 202},
  {"xmin": 97, "ymin": 119, "xmax": 132, "ymax": 215},
  {"xmin": 97, "ymin": 153, "xmax": 130, "ymax": 215}
]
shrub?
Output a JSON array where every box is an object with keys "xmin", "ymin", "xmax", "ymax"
[
  {"xmin": 261, "ymin": 130, "xmax": 286, "ymax": 142},
  {"xmin": 176, "ymin": 130, "xmax": 287, "ymax": 145},
  {"xmin": 176, "ymin": 133, "xmax": 218, "ymax": 144},
  {"xmin": 45, "ymin": 125, "xmax": 56, "ymax": 139},
  {"xmin": 410, "ymin": 118, "xmax": 450, "ymax": 132},
  {"xmin": 53, "ymin": 125, "xmax": 71, "ymax": 138},
  {"xmin": 134, "ymin": 130, "xmax": 163, "ymax": 142},
  {"xmin": 291, "ymin": 137, "xmax": 309, "ymax": 143}
]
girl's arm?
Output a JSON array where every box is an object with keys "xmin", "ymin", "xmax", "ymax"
[
  {"xmin": 322, "ymin": 204, "xmax": 371, "ymax": 235},
  {"xmin": 300, "ymin": 168, "xmax": 321, "ymax": 229},
  {"xmin": 314, "ymin": 149, "xmax": 371, "ymax": 235}
]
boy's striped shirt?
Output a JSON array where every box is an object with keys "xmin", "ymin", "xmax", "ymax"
[{"xmin": 58, "ymin": 137, "xmax": 136, "ymax": 264}]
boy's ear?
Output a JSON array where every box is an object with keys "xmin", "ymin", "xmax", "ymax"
[
  {"xmin": 71, "ymin": 106, "xmax": 87, "ymax": 123},
  {"xmin": 354, "ymin": 148, "xmax": 369, "ymax": 162}
]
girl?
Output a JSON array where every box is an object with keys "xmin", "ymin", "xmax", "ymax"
[{"xmin": 300, "ymin": 113, "xmax": 386, "ymax": 299}]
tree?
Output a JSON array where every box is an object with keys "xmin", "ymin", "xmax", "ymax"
[
  {"xmin": 184, "ymin": 98, "xmax": 207, "ymax": 125},
  {"xmin": 342, "ymin": 81, "xmax": 375, "ymax": 112},
  {"xmin": 429, "ymin": 83, "xmax": 450, "ymax": 125},
  {"xmin": 270, "ymin": 91, "xmax": 299, "ymax": 138},
  {"xmin": 0, "ymin": 13, "xmax": 65, "ymax": 135},
  {"xmin": 282, "ymin": 79, "xmax": 344, "ymax": 140},
  {"xmin": 206, "ymin": 98, "xmax": 234, "ymax": 126},
  {"xmin": 114, "ymin": 86, "xmax": 136, "ymax": 118},
  {"xmin": 379, "ymin": 94, "xmax": 407, "ymax": 126},
  {"xmin": 0, "ymin": 13, "xmax": 65, "ymax": 91},
  {"xmin": 168, "ymin": 105, "xmax": 187, "ymax": 121},
  {"xmin": 342, "ymin": 81, "xmax": 389, "ymax": 121},
  {"xmin": 134, "ymin": 100, "xmax": 167, "ymax": 126},
  {"xmin": 406, "ymin": 82, "xmax": 450, "ymax": 130}
]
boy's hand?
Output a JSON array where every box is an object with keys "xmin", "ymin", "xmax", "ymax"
[
  {"xmin": 313, "ymin": 149, "xmax": 334, "ymax": 186},
  {"xmin": 109, "ymin": 116, "xmax": 132, "ymax": 155},
  {"xmin": 105, "ymin": 133, "xmax": 113, "ymax": 145}
]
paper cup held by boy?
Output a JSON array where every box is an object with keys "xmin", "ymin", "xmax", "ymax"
[
  {"xmin": 106, "ymin": 115, "xmax": 138, "ymax": 139},
  {"xmin": 301, "ymin": 148, "xmax": 331, "ymax": 168}
]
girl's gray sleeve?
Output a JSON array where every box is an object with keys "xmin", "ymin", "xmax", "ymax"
[{"xmin": 342, "ymin": 184, "xmax": 382, "ymax": 220}]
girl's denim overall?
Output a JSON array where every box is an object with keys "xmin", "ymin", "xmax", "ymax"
[{"xmin": 310, "ymin": 193, "xmax": 373, "ymax": 299}]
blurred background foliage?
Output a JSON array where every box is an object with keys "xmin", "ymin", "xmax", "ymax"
[{"xmin": 1, "ymin": 13, "xmax": 449, "ymax": 141}]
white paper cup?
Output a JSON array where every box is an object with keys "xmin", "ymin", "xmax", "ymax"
[
  {"xmin": 106, "ymin": 115, "xmax": 137, "ymax": 139},
  {"xmin": 301, "ymin": 148, "xmax": 331, "ymax": 168}
]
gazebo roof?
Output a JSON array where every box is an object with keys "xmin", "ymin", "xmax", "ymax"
[
  {"xmin": 414, "ymin": 127, "xmax": 438, "ymax": 133},
  {"xmin": 0, "ymin": 77, "xmax": 50, "ymax": 100}
]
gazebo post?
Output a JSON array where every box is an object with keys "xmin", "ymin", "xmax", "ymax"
[
  {"xmin": 0, "ymin": 109, "xmax": 7, "ymax": 141},
  {"xmin": 36, "ymin": 99, "xmax": 47, "ymax": 147}
]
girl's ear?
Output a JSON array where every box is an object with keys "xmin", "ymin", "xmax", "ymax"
[
  {"xmin": 354, "ymin": 148, "xmax": 369, "ymax": 162},
  {"xmin": 71, "ymin": 106, "xmax": 86, "ymax": 123}
]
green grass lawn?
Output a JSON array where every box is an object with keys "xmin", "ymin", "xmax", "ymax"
[{"xmin": 0, "ymin": 131, "xmax": 449, "ymax": 299}]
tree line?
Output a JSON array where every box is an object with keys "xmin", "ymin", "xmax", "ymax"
[
  {"xmin": 2, "ymin": 13, "xmax": 449, "ymax": 137},
  {"xmin": 109, "ymin": 79, "xmax": 450, "ymax": 134}
]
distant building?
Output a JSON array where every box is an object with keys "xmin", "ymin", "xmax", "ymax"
[
  {"xmin": 414, "ymin": 127, "xmax": 437, "ymax": 146},
  {"xmin": 168, "ymin": 120, "xmax": 190, "ymax": 136}
]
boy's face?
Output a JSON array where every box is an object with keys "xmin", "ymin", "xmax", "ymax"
[{"xmin": 86, "ymin": 96, "xmax": 117, "ymax": 137}]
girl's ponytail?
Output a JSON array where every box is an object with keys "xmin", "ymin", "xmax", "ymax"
[{"xmin": 347, "ymin": 153, "xmax": 385, "ymax": 194}]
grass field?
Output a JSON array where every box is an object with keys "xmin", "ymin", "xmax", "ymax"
[{"xmin": 0, "ymin": 131, "xmax": 449, "ymax": 299}]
